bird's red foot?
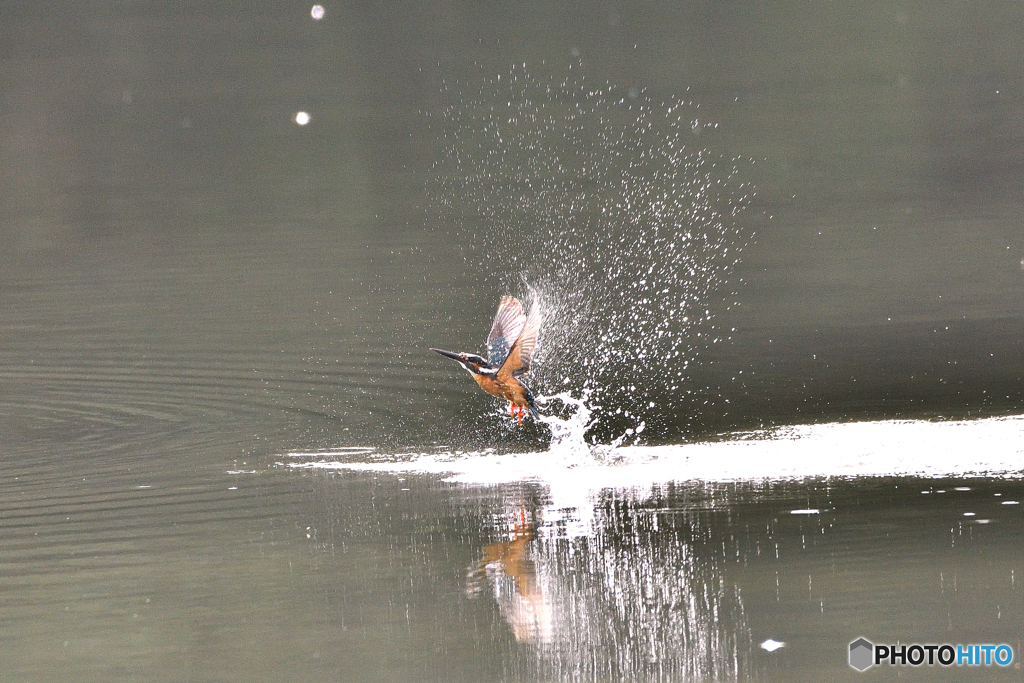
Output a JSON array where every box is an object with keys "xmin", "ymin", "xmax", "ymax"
[{"xmin": 513, "ymin": 507, "xmax": 528, "ymax": 532}]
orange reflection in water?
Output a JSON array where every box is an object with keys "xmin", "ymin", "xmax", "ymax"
[{"xmin": 466, "ymin": 509, "xmax": 552, "ymax": 644}]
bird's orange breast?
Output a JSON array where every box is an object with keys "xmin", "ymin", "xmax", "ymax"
[{"xmin": 473, "ymin": 373, "xmax": 532, "ymax": 408}]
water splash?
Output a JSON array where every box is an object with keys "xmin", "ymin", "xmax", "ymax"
[
  {"xmin": 537, "ymin": 389, "xmax": 651, "ymax": 462},
  {"xmin": 428, "ymin": 64, "xmax": 756, "ymax": 442},
  {"xmin": 534, "ymin": 391, "xmax": 593, "ymax": 463}
]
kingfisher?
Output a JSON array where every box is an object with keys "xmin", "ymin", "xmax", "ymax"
[{"xmin": 431, "ymin": 296, "xmax": 542, "ymax": 424}]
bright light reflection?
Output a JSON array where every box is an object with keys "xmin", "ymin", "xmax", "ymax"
[
  {"xmin": 460, "ymin": 496, "xmax": 752, "ymax": 680},
  {"xmin": 289, "ymin": 412, "xmax": 1024, "ymax": 492}
]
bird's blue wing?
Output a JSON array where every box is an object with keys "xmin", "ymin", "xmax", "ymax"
[{"xmin": 486, "ymin": 296, "xmax": 526, "ymax": 367}]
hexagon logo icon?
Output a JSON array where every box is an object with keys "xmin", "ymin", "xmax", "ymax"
[{"xmin": 849, "ymin": 637, "xmax": 874, "ymax": 671}]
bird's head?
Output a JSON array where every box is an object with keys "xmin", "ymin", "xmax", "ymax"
[{"xmin": 430, "ymin": 348, "xmax": 495, "ymax": 375}]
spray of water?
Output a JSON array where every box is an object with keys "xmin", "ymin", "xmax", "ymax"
[
  {"xmin": 428, "ymin": 64, "xmax": 756, "ymax": 444},
  {"xmin": 534, "ymin": 391, "xmax": 594, "ymax": 463}
]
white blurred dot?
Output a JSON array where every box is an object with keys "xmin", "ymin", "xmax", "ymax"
[
  {"xmin": 295, "ymin": 111, "xmax": 311, "ymax": 126},
  {"xmin": 311, "ymin": 4, "xmax": 325, "ymax": 19}
]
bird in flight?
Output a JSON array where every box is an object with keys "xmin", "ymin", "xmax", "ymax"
[{"xmin": 431, "ymin": 296, "xmax": 542, "ymax": 424}]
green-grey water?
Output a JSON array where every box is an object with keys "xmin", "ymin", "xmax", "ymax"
[{"xmin": 2, "ymin": 2, "xmax": 1024, "ymax": 680}]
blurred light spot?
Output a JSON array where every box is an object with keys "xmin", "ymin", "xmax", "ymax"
[
  {"xmin": 760, "ymin": 639, "xmax": 785, "ymax": 652},
  {"xmin": 790, "ymin": 509, "xmax": 819, "ymax": 515},
  {"xmin": 311, "ymin": 4, "xmax": 325, "ymax": 19},
  {"xmin": 295, "ymin": 111, "xmax": 311, "ymax": 126},
  {"xmin": 963, "ymin": 512, "xmax": 975, "ymax": 516}
]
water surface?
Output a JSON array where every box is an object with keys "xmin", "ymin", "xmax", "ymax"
[{"xmin": 2, "ymin": 1, "xmax": 1024, "ymax": 681}]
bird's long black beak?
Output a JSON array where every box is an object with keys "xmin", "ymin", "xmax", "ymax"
[{"xmin": 430, "ymin": 348, "xmax": 463, "ymax": 362}]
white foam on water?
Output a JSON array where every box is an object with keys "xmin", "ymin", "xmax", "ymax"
[
  {"xmin": 285, "ymin": 400, "xmax": 1024, "ymax": 536},
  {"xmin": 288, "ymin": 410, "xmax": 1024, "ymax": 485}
]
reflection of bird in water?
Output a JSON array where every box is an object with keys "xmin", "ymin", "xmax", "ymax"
[
  {"xmin": 431, "ymin": 296, "xmax": 542, "ymax": 424},
  {"xmin": 466, "ymin": 510, "xmax": 552, "ymax": 644}
]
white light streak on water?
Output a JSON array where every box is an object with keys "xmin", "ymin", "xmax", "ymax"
[
  {"xmin": 287, "ymin": 411, "xmax": 1024, "ymax": 541},
  {"xmin": 290, "ymin": 412, "xmax": 1024, "ymax": 511}
]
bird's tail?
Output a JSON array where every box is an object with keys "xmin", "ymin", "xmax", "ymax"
[{"xmin": 525, "ymin": 388, "xmax": 539, "ymax": 419}]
